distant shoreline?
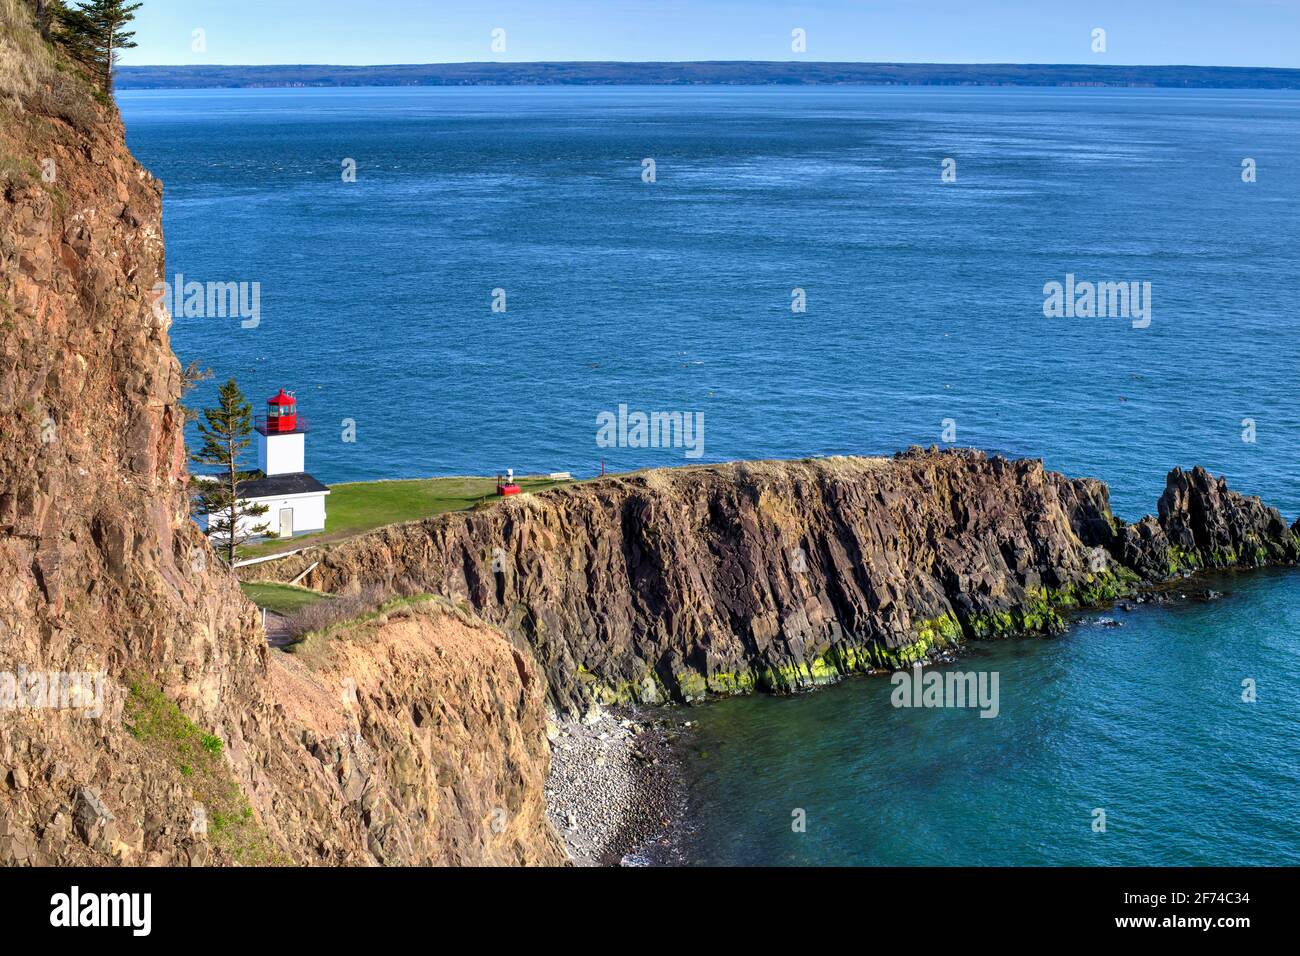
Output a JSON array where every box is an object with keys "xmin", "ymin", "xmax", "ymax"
[{"xmin": 115, "ymin": 61, "xmax": 1300, "ymax": 91}]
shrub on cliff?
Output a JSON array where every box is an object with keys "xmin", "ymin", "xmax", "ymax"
[
  {"xmin": 125, "ymin": 679, "xmax": 280, "ymax": 864},
  {"xmin": 281, "ymin": 583, "xmax": 394, "ymax": 643}
]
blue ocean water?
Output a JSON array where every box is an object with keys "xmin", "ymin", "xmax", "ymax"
[{"xmin": 118, "ymin": 86, "xmax": 1300, "ymax": 865}]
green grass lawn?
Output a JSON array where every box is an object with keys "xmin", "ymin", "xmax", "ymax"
[
  {"xmin": 237, "ymin": 475, "xmax": 572, "ymax": 559},
  {"xmin": 239, "ymin": 581, "xmax": 332, "ymax": 614}
]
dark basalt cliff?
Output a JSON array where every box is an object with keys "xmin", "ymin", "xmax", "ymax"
[
  {"xmin": 1117, "ymin": 467, "xmax": 1300, "ymax": 581},
  {"xmin": 260, "ymin": 450, "xmax": 1300, "ymax": 717}
]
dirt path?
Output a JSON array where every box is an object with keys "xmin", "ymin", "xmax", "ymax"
[{"xmin": 264, "ymin": 611, "xmax": 294, "ymax": 649}]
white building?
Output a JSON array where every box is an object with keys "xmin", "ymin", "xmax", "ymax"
[{"xmin": 199, "ymin": 388, "xmax": 329, "ymax": 540}]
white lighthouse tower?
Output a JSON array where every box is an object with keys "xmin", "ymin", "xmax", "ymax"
[
  {"xmin": 239, "ymin": 388, "xmax": 329, "ymax": 538},
  {"xmin": 258, "ymin": 388, "xmax": 306, "ymax": 476}
]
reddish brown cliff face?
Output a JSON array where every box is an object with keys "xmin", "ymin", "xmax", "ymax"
[
  {"xmin": 0, "ymin": 8, "xmax": 564, "ymax": 866},
  {"xmin": 272, "ymin": 599, "xmax": 560, "ymax": 866},
  {"xmin": 1, "ymin": 2, "xmax": 261, "ymax": 743}
]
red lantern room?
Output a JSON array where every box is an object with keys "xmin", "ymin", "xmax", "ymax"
[{"xmin": 256, "ymin": 388, "xmax": 306, "ymax": 435}]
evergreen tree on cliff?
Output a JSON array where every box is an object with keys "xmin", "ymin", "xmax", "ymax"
[
  {"xmin": 30, "ymin": 0, "xmax": 70, "ymax": 43},
  {"xmin": 53, "ymin": 0, "xmax": 142, "ymax": 92},
  {"xmin": 41, "ymin": 3, "xmax": 89, "ymax": 63},
  {"xmin": 191, "ymin": 379, "xmax": 268, "ymax": 565}
]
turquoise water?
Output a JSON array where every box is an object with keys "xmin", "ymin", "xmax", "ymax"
[
  {"xmin": 680, "ymin": 570, "xmax": 1300, "ymax": 866},
  {"xmin": 117, "ymin": 86, "xmax": 1300, "ymax": 865}
]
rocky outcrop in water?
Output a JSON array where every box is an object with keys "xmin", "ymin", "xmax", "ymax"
[
  {"xmin": 1116, "ymin": 466, "xmax": 1300, "ymax": 579},
  {"xmin": 0, "ymin": 10, "xmax": 563, "ymax": 866},
  {"xmin": 258, "ymin": 451, "xmax": 1300, "ymax": 717}
]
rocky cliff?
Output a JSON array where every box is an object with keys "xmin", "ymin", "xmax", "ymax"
[
  {"xmin": 3, "ymin": 3, "xmax": 1297, "ymax": 867},
  {"xmin": 1117, "ymin": 466, "xmax": 1300, "ymax": 581},
  {"xmin": 257, "ymin": 451, "xmax": 1300, "ymax": 717},
  {"xmin": 0, "ymin": 4, "xmax": 564, "ymax": 866},
  {"xmin": 271, "ymin": 598, "xmax": 561, "ymax": 865}
]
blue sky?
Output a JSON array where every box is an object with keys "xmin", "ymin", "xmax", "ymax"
[{"xmin": 119, "ymin": 0, "xmax": 1300, "ymax": 68}]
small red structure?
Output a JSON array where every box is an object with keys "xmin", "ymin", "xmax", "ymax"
[
  {"xmin": 496, "ymin": 467, "xmax": 521, "ymax": 496},
  {"xmin": 255, "ymin": 388, "xmax": 307, "ymax": 435}
]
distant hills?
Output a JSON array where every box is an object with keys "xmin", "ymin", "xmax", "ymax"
[{"xmin": 115, "ymin": 61, "xmax": 1300, "ymax": 91}]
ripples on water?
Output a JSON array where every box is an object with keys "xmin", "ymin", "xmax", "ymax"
[
  {"xmin": 680, "ymin": 569, "xmax": 1300, "ymax": 865},
  {"xmin": 118, "ymin": 86, "xmax": 1300, "ymax": 865},
  {"xmin": 120, "ymin": 85, "xmax": 1300, "ymax": 519}
]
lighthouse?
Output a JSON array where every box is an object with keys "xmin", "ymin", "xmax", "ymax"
[
  {"xmin": 257, "ymin": 388, "xmax": 307, "ymax": 475},
  {"xmin": 236, "ymin": 389, "xmax": 329, "ymax": 538}
]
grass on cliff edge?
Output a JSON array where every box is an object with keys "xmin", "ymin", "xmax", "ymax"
[
  {"xmin": 125, "ymin": 678, "xmax": 283, "ymax": 865},
  {"xmin": 0, "ymin": 0, "xmax": 50, "ymax": 101},
  {"xmin": 238, "ymin": 475, "xmax": 571, "ymax": 559},
  {"xmin": 240, "ymin": 581, "xmax": 332, "ymax": 614}
]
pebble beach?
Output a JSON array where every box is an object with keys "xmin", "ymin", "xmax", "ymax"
[{"xmin": 545, "ymin": 706, "xmax": 691, "ymax": 866}]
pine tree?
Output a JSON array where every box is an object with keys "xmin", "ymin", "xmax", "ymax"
[
  {"xmin": 57, "ymin": 0, "xmax": 142, "ymax": 92},
  {"xmin": 179, "ymin": 360, "xmax": 213, "ymax": 424},
  {"xmin": 32, "ymin": 1, "xmax": 73, "ymax": 45},
  {"xmin": 47, "ymin": 2, "xmax": 99, "ymax": 72},
  {"xmin": 190, "ymin": 379, "xmax": 268, "ymax": 565}
]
